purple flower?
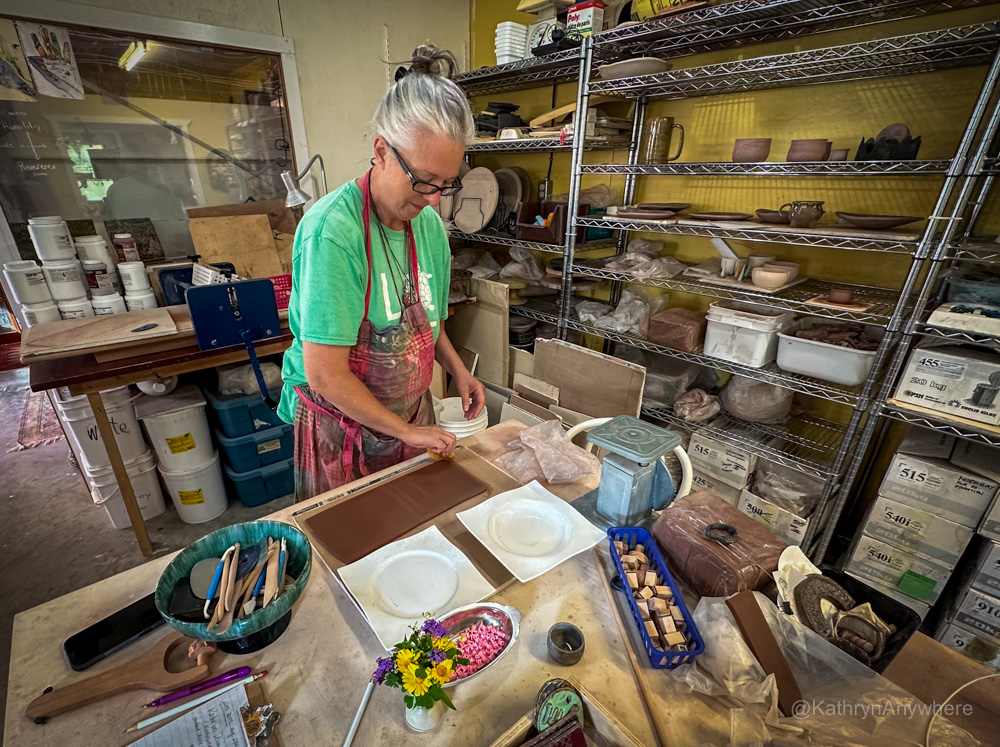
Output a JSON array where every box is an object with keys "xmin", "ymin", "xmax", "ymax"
[
  {"xmin": 421, "ymin": 618, "xmax": 448, "ymax": 638},
  {"xmin": 430, "ymin": 648, "xmax": 446, "ymax": 664},
  {"xmin": 372, "ymin": 656, "xmax": 394, "ymax": 685}
]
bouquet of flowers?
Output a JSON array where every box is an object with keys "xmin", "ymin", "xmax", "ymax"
[{"xmin": 372, "ymin": 616, "xmax": 468, "ymax": 711}]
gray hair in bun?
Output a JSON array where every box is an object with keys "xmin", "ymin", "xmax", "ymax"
[{"xmin": 372, "ymin": 44, "xmax": 474, "ymax": 150}]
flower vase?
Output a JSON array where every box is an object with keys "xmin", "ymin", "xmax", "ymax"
[{"xmin": 404, "ymin": 701, "xmax": 443, "ymax": 732}]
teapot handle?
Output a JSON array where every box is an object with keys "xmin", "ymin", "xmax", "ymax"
[{"xmin": 778, "ymin": 202, "xmax": 793, "ymax": 217}]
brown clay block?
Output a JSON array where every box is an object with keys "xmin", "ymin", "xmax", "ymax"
[
  {"xmin": 644, "ymin": 620, "xmax": 659, "ymax": 639},
  {"xmin": 664, "ymin": 631, "xmax": 686, "ymax": 647},
  {"xmin": 637, "ymin": 600, "xmax": 651, "ymax": 620},
  {"xmin": 622, "ymin": 555, "xmax": 639, "ymax": 571},
  {"xmin": 661, "ymin": 616, "xmax": 676, "ymax": 634},
  {"xmin": 650, "ymin": 597, "xmax": 668, "ymax": 614},
  {"xmin": 654, "ymin": 585, "xmax": 672, "ymax": 599},
  {"xmin": 626, "ymin": 572, "xmax": 639, "ymax": 590},
  {"xmin": 639, "ymin": 586, "xmax": 655, "ymax": 600},
  {"xmin": 670, "ymin": 605, "xmax": 683, "ymax": 622},
  {"xmin": 645, "ymin": 572, "xmax": 659, "ymax": 586}
]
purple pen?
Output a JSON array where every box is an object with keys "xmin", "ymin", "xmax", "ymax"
[{"xmin": 143, "ymin": 666, "xmax": 252, "ymax": 708}]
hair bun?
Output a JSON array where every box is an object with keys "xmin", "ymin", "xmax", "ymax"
[{"xmin": 409, "ymin": 43, "xmax": 459, "ymax": 80}]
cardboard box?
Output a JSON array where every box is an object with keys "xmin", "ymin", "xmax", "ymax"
[
  {"xmin": 861, "ymin": 495, "xmax": 974, "ymax": 567},
  {"xmin": 847, "ymin": 571, "xmax": 932, "ymax": 620},
  {"xmin": 894, "ymin": 346, "xmax": 1000, "ymax": 426},
  {"xmin": 688, "ymin": 432, "xmax": 756, "ymax": 489},
  {"xmin": 567, "ymin": 1, "xmax": 604, "ymax": 37},
  {"xmin": 631, "ymin": 0, "xmax": 687, "ymax": 20},
  {"xmin": 877, "ymin": 452, "xmax": 998, "ymax": 528},
  {"xmin": 845, "ymin": 534, "xmax": 953, "ymax": 604},
  {"xmin": 950, "ymin": 439, "xmax": 1000, "ymax": 482},
  {"xmin": 738, "ymin": 489, "xmax": 810, "ymax": 547},
  {"xmin": 690, "ymin": 471, "xmax": 741, "ymax": 506},
  {"xmin": 937, "ymin": 622, "xmax": 1000, "ymax": 671},
  {"xmin": 950, "ymin": 587, "xmax": 1000, "ymax": 642},
  {"xmin": 966, "ymin": 539, "xmax": 1000, "ymax": 596},
  {"xmin": 898, "ymin": 427, "xmax": 955, "ymax": 459},
  {"xmin": 982, "ymin": 494, "xmax": 1000, "ymax": 542}
]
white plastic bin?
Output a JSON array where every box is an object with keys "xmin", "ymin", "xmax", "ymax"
[
  {"xmin": 54, "ymin": 387, "xmax": 146, "ymax": 470},
  {"xmin": 86, "ymin": 449, "xmax": 166, "ymax": 529},
  {"xmin": 159, "ymin": 451, "xmax": 229, "ymax": 524},
  {"xmin": 776, "ymin": 318, "xmax": 884, "ymax": 386},
  {"xmin": 136, "ymin": 385, "xmax": 214, "ymax": 471},
  {"xmin": 704, "ymin": 302, "xmax": 796, "ymax": 368}
]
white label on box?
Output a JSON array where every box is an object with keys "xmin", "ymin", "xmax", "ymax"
[
  {"xmin": 878, "ymin": 453, "xmax": 998, "ymax": 528},
  {"xmin": 738, "ymin": 490, "xmax": 809, "ymax": 546},
  {"xmin": 895, "ymin": 347, "xmax": 1000, "ymax": 426},
  {"xmin": 257, "ymin": 439, "xmax": 281, "ymax": 455},
  {"xmin": 690, "ymin": 471, "xmax": 741, "ymax": 506},
  {"xmin": 938, "ymin": 623, "xmax": 1000, "ymax": 671},
  {"xmin": 863, "ymin": 496, "xmax": 973, "ymax": 566},
  {"xmin": 689, "ymin": 433, "xmax": 756, "ymax": 489},
  {"xmin": 845, "ymin": 534, "xmax": 953, "ymax": 604},
  {"xmin": 953, "ymin": 588, "xmax": 1000, "ymax": 642}
]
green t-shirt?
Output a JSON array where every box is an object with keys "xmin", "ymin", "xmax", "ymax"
[{"xmin": 277, "ymin": 180, "xmax": 450, "ymax": 423}]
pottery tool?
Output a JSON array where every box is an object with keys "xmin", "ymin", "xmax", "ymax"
[
  {"xmin": 278, "ymin": 537, "xmax": 287, "ymax": 595},
  {"xmin": 241, "ymin": 544, "xmax": 279, "ymax": 617},
  {"xmin": 25, "ymin": 633, "xmax": 216, "ymax": 723},
  {"xmin": 593, "ymin": 548, "xmax": 668, "ymax": 747},
  {"xmin": 236, "ymin": 538, "xmax": 267, "ymax": 580},
  {"xmin": 204, "ymin": 547, "xmax": 231, "ymax": 620},
  {"xmin": 125, "ymin": 670, "xmax": 267, "ymax": 733},
  {"xmin": 207, "ymin": 546, "xmax": 238, "ymax": 630},
  {"xmin": 143, "ymin": 666, "xmax": 252, "ymax": 709},
  {"xmin": 189, "ymin": 557, "xmax": 222, "ymax": 600},
  {"xmin": 263, "ymin": 538, "xmax": 280, "ymax": 607},
  {"xmin": 427, "ymin": 448, "xmax": 456, "ymax": 461},
  {"xmin": 342, "ymin": 681, "xmax": 374, "ymax": 747}
]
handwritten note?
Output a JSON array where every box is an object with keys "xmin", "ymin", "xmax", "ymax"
[{"xmin": 132, "ymin": 684, "xmax": 249, "ymax": 747}]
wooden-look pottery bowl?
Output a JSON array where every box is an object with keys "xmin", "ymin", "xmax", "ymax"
[
  {"xmin": 751, "ymin": 267, "xmax": 792, "ymax": 290},
  {"xmin": 827, "ymin": 287, "xmax": 856, "ymax": 304},
  {"xmin": 762, "ymin": 261, "xmax": 800, "ymax": 281},
  {"xmin": 756, "ymin": 209, "xmax": 790, "ymax": 225},
  {"xmin": 732, "ymin": 138, "xmax": 772, "ymax": 163},
  {"xmin": 786, "ymin": 139, "xmax": 832, "ymax": 162}
]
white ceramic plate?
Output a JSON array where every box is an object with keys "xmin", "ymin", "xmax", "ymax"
[
  {"xmin": 436, "ymin": 396, "xmax": 488, "ymax": 425},
  {"xmin": 457, "ymin": 481, "xmax": 605, "ymax": 583},
  {"xmin": 338, "ymin": 526, "xmax": 496, "ymax": 649},
  {"xmin": 597, "ymin": 57, "xmax": 673, "ymax": 80}
]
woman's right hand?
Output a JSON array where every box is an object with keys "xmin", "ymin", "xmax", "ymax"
[{"xmin": 402, "ymin": 424, "xmax": 457, "ymax": 453}]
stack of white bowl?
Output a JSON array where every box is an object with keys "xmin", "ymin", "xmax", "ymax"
[
  {"xmin": 496, "ymin": 22, "xmax": 528, "ymax": 66},
  {"xmin": 435, "ymin": 396, "xmax": 488, "ymax": 440}
]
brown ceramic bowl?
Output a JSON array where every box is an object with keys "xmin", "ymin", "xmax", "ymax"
[
  {"xmin": 836, "ymin": 212, "xmax": 922, "ymax": 230},
  {"xmin": 751, "ymin": 267, "xmax": 792, "ymax": 290},
  {"xmin": 827, "ymin": 287, "xmax": 855, "ymax": 304},
  {"xmin": 733, "ymin": 138, "xmax": 772, "ymax": 163},
  {"xmin": 756, "ymin": 209, "xmax": 790, "ymax": 225},
  {"xmin": 786, "ymin": 139, "xmax": 832, "ymax": 162}
]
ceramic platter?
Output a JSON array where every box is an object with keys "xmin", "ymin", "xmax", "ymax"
[
  {"xmin": 453, "ymin": 167, "xmax": 499, "ymax": 234},
  {"xmin": 597, "ymin": 57, "xmax": 673, "ymax": 80},
  {"xmin": 338, "ymin": 525, "xmax": 495, "ymax": 649},
  {"xmin": 835, "ymin": 211, "xmax": 921, "ymax": 230},
  {"xmin": 457, "ymin": 481, "xmax": 604, "ymax": 583},
  {"xmin": 689, "ymin": 212, "xmax": 753, "ymax": 221}
]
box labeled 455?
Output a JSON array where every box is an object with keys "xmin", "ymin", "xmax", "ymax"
[{"xmin": 894, "ymin": 346, "xmax": 1000, "ymax": 426}]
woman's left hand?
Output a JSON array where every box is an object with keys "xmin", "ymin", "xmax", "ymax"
[{"xmin": 454, "ymin": 371, "xmax": 486, "ymax": 420}]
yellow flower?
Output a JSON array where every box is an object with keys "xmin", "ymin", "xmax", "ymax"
[
  {"xmin": 431, "ymin": 659, "xmax": 453, "ymax": 685},
  {"xmin": 395, "ymin": 648, "xmax": 418, "ymax": 671},
  {"xmin": 432, "ymin": 637, "xmax": 454, "ymax": 652},
  {"xmin": 401, "ymin": 664, "xmax": 431, "ymax": 696}
]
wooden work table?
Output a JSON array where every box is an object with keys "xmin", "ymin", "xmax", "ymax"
[{"xmin": 4, "ymin": 423, "xmax": 997, "ymax": 746}]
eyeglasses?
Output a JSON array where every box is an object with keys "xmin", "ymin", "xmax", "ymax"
[{"xmin": 388, "ymin": 144, "xmax": 463, "ymax": 196}]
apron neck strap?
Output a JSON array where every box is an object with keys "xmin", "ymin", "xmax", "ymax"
[{"xmin": 360, "ymin": 168, "xmax": 421, "ymax": 313}]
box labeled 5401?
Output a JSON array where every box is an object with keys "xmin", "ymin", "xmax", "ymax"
[
  {"xmin": 845, "ymin": 534, "xmax": 953, "ymax": 604},
  {"xmin": 894, "ymin": 346, "xmax": 1000, "ymax": 427},
  {"xmin": 877, "ymin": 452, "xmax": 998, "ymax": 528},
  {"xmin": 861, "ymin": 496, "xmax": 973, "ymax": 567}
]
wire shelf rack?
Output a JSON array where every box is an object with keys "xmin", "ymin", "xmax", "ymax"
[
  {"xmin": 456, "ymin": 48, "xmax": 586, "ymax": 96},
  {"xmin": 913, "ymin": 321, "xmax": 1000, "ymax": 347},
  {"xmin": 575, "ymin": 217, "xmax": 921, "ymax": 253},
  {"xmin": 570, "ymin": 261, "xmax": 902, "ymax": 323},
  {"xmin": 882, "ymin": 402, "xmax": 1000, "ymax": 447},
  {"xmin": 449, "ymin": 232, "xmax": 617, "ymax": 255},
  {"xmin": 589, "ymin": 23, "xmax": 1000, "ymax": 100},
  {"xmin": 641, "ymin": 405, "xmax": 847, "ymax": 481},
  {"xmin": 592, "ymin": 0, "xmax": 997, "ymax": 59},
  {"xmin": 467, "ymin": 138, "xmax": 629, "ymax": 153},
  {"xmin": 509, "ymin": 298, "xmax": 562, "ymax": 324},
  {"xmin": 952, "ymin": 238, "xmax": 1000, "ymax": 262},
  {"xmin": 579, "ymin": 160, "xmax": 953, "ymax": 176}
]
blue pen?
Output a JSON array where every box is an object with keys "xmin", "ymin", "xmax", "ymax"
[{"xmin": 203, "ymin": 546, "xmax": 233, "ymax": 619}]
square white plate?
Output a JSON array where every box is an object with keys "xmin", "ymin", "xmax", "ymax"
[
  {"xmin": 338, "ymin": 526, "xmax": 496, "ymax": 650},
  {"xmin": 457, "ymin": 480, "xmax": 605, "ymax": 583}
]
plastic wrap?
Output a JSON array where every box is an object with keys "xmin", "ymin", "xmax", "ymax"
[
  {"xmin": 500, "ymin": 247, "xmax": 544, "ymax": 282},
  {"xmin": 721, "ymin": 376, "xmax": 793, "ymax": 423},
  {"xmin": 652, "ymin": 491, "xmax": 787, "ymax": 597},
  {"xmin": 549, "ymin": 183, "xmax": 618, "ymax": 208},
  {"xmin": 616, "ymin": 346, "xmax": 704, "ymax": 406},
  {"xmin": 673, "ymin": 389, "xmax": 721, "ymax": 422},
  {"xmin": 493, "ymin": 420, "xmax": 600, "ymax": 484},
  {"xmin": 217, "ymin": 362, "xmax": 282, "ymax": 396},
  {"xmin": 681, "ymin": 592, "xmax": 975, "ymax": 746},
  {"xmin": 640, "ymin": 307, "xmax": 707, "ymax": 352},
  {"xmin": 627, "ymin": 238, "xmax": 664, "ymax": 256},
  {"xmin": 753, "ymin": 459, "xmax": 823, "ymax": 518},
  {"xmin": 575, "ymin": 290, "xmax": 665, "ymax": 335},
  {"xmin": 605, "ymin": 252, "xmax": 688, "ymax": 280}
]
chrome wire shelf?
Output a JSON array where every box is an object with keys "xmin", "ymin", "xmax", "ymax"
[
  {"xmin": 982, "ymin": 156, "xmax": 1000, "ymax": 173},
  {"xmin": 563, "ymin": 318, "xmax": 866, "ymax": 405},
  {"xmin": 589, "ymin": 23, "xmax": 999, "ymax": 100},
  {"xmin": 642, "ymin": 405, "xmax": 847, "ymax": 480},
  {"xmin": 449, "ymin": 232, "xmax": 617, "ymax": 255},
  {"xmin": 580, "ymin": 160, "xmax": 953, "ymax": 176},
  {"xmin": 883, "ymin": 402, "xmax": 1000, "ymax": 447},
  {"xmin": 913, "ymin": 321, "xmax": 1000, "ymax": 347},
  {"xmin": 576, "ymin": 216, "xmax": 920, "ymax": 253},
  {"xmin": 570, "ymin": 261, "xmax": 901, "ymax": 323},
  {"xmin": 467, "ymin": 138, "xmax": 628, "ymax": 153},
  {"xmin": 592, "ymin": 0, "xmax": 997, "ymax": 59},
  {"xmin": 456, "ymin": 48, "xmax": 585, "ymax": 96},
  {"xmin": 952, "ymin": 238, "xmax": 1000, "ymax": 262},
  {"xmin": 509, "ymin": 298, "xmax": 562, "ymax": 324}
]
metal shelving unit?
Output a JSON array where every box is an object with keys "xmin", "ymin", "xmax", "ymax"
[
  {"xmin": 883, "ymin": 402, "xmax": 1000, "ymax": 447},
  {"xmin": 466, "ymin": 138, "xmax": 627, "ymax": 153},
  {"xmin": 456, "ymin": 48, "xmax": 591, "ymax": 96},
  {"xmin": 509, "ymin": 298, "xmax": 561, "ymax": 324},
  {"xmin": 580, "ymin": 159, "xmax": 955, "ymax": 176},
  {"xmin": 449, "ymin": 231, "xmax": 617, "ymax": 256}
]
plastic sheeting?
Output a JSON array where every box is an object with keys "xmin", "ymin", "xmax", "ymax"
[
  {"xmin": 493, "ymin": 419, "xmax": 600, "ymax": 484},
  {"xmin": 722, "ymin": 376, "xmax": 793, "ymax": 424}
]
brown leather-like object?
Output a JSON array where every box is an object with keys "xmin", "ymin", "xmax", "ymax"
[
  {"xmin": 303, "ymin": 460, "xmax": 488, "ymax": 564},
  {"xmin": 726, "ymin": 591, "xmax": 802, "ymax": 717},
  {"xmin": 651, "ymin": 491, "xmax": 786, "ymax": 597}
]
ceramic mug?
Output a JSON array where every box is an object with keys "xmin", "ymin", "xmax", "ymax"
[
  {"xmin": 642, "ymin": 117, "xmax": 685, "ymax": 164},
  {"xmin": 779, "ymin": 200, "xmax": 825, "ymax": 228}
]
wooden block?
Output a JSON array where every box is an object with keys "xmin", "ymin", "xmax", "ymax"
[
  {"xmin": 512, "ymin": 373, "xmax": 560, "ymax": 408},
  {"xmin": 614, "ymin": 541, "xmax": 627, "ymax": 556},
  {"xmin": 644, "ymin": 572, "xmax": 659, "ymax": 586},
  {"xmin": 637, "ymin": 600, "xmax": 651, "ymax": 620},
  {"xmin": 638, "ymin": 586, "xmax": 654, "ymax": 600},
  {"xmin": 661, "ymin": 616, "xmax": 676, "ymax": 634},
  {"xmin": 670, "ymin": 605, "xmax": 684, "ymax": 622},
  {"xmin": 622, "ymin": 555, "xmax": 639, "ymax": 571},
  {"xmin": 655, "ymin": 586, "xmax": 672, "ymax": 599},
  {"xmin": 644, "ymin": 620, "xmax": 659, "ymax": 639},
  {"xmin": 650, "ymin": 597, "xmax": 667, "ymax": 614},
  {"xmin": 626, "ymin": 572, "xmax": 639, "ymax": 590},
  {"xmin": 665, "ymin": 631, "xmax": 686, "ymax": 647}
]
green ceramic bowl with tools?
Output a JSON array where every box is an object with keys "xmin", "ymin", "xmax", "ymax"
[{"xmin": 155, "ymin": 520, "xmax": 312, "ymax": 651}]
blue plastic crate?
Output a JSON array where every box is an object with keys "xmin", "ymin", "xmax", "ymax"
[
  {"xmin": 202, "ymin": 386, "xmax": 284, "ymax": 438},
  {"xmin": 608, "ymin": 527, "xmax": 705, "ymax": 668},
  {"xmin": 214, "ymin": 423, "xmax": 293, "ymax": 472},
  {"xmin": 584, "ymin": 208, "xmax": 614, "ymax": 242},
  {"xmin": 223, "ymin": 457, "xmax": 294, "ymax": 507}
]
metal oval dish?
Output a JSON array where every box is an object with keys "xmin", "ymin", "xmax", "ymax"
[{"xmin": 439, "ymin": 602, "xmax": 521, "ymax": 688}]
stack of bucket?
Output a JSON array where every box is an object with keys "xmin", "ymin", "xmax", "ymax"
[
  {"xmin": 135, "ymin": 384, "xmax": 228, "ymax": 524},
  {"xmin": 52, "ymin": 386, "xmax": 167, "ymax": 529}
]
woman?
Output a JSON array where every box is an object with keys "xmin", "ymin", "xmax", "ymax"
[{"xmin": 278, "ymin": 44, "xmax": 486, "ymax": 501}]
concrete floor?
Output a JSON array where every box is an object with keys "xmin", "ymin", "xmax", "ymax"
[{"xmin": 0, "ymin": 368, "xmax": 293, "ymax": 740}]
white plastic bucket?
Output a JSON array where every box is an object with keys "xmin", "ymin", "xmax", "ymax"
[
  {"xmin": 86, "ymin": 449, "xmax": 166, "ymax": 529},
  {"xmin": 41, "ymin": 259, "xmax": 88, "ymax": 301},
  {"xmin": 58, "ymin": 297, "xmax": 95, "ymax": 319},
  {"xmin": 118, "ymin": 261, "xmax": 150, "ymax": 291},
  {"xmin": 159, "ymin": 451, "xmax": 229, "ymax": 523},
  {"xmin": 21, "ymin": 300, "xmax": 61, "ymax": 326},
  {"xmin": 3, "ymin": 260, "xmax": 51, "ymax": 305},
  {"xmin": 28, "ymin": 216, "xmax": 75, "ymax": 261},
  {"xmin": 92, "ymin": 294, "xmax": 127, "ymax": 315},
  {"xmin": 141, "ymin": 400, "xmax": 214, "ymax": 471},
  {"xmin": 55, "ymin": 388, "xmax": 146, "ymax": 470},
  {"xmin": 125, "ymin": 288, "xmax": 158, "ymax": 311}
]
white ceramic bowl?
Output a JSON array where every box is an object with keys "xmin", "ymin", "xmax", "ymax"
[
  {"xmin": 752, "ymin": 267, "xmax": 793, "ymax": 290},
  {"xmin": 761, "ymin": 261, "xmax": 800, "ymax": 280}
]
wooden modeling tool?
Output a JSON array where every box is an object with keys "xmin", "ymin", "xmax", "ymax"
[
  {"xmin": 263, "ymin": 538, "xmax": 280, "ymax": 608},
  {"xmin": 25, "ymin": 633, "xmax": 215, "ymax": 723}
]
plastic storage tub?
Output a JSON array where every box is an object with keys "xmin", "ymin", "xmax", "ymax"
[
  {"xmin": 202, "ymin": 386, "xmax": 284, "ymax": 438},
  {"xmin": 215, "ymin": 423, "xmax": 293, "ymax": 472},
  {"xmin": 947, "ymin": 277, "xmax": 1000, "ymax": 306},
  {"xmin": 136, "ymin": 385, "xmax": 214, "ymax": 472},
  {"xmin": 776, "ymin": 319, "xmax": 883, "ymax": 386},
  {"xmin": 515, "ymin": 201, "xmax": 589, "ymax": 245},
  {"xmin": 158, "ymin": 451, "xmax": 228, "ymax": 523},
  {"xmin": 705, "ymin": 302, "xmax": 796, "ymax": 368},
  {"xmin": 223, "ymin": 457, "xmax": 294, "ymax": 507}
]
